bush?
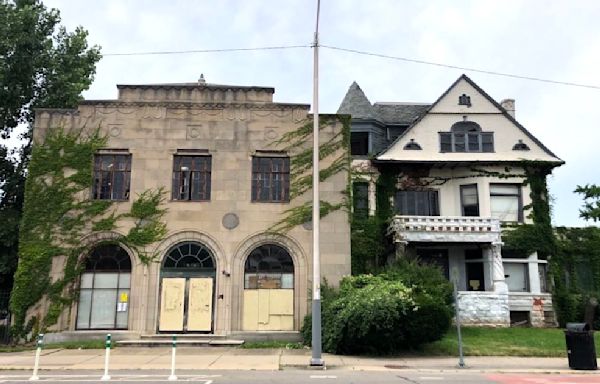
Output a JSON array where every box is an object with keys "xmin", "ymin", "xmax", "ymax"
[
  {"xmin": 302, "ymin": 261, "xmax": 453, "ymax": 355},
  {"xmin": 554, "ymin": 289, "xmax": 600, "ymax": 329}
]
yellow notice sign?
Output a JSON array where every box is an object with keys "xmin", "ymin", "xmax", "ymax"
[{"xmin": 120, "ymin": 292, "xmax": 129, "ymax": 303}]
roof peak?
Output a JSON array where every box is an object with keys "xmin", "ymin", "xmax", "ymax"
[{"xmin": 337, "ymin": 81, "xmax": 377, "ymax": 119}]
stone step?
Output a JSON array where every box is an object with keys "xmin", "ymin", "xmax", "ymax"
[
  {"xmin": 117, "ymin": 339, "xmax": 244, "ymax": 347},
  {"xmin": 140, "ymin": 333, "xmax": 227, "ymax": 339}
]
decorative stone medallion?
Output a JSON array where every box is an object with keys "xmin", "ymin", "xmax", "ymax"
[{"xmin": 222, "ymin": 213, "xmax": 240, "ymax": 230}]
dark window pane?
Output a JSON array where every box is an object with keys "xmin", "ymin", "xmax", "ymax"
[
  {"xmin": 395, "ymin": 190, "xmax": 439, "ymax": 216},
  {"xmin": 468, "ymin": 133, "xmax": 480, "ymax": 152},
  {"xmin": 353, "ymin": 182, "xmax": 369, "ymax": 217},
  {"xmin": 172, "ymin": 155, "xmax": 211, "ymax": 201},
  {"xmin": 351, "ymin": 132, "xmax": 369, "ymax": 155},
  {"xmin": 454, "ymin": 133, "xmax": 466, "ymax": 152},
  {"xmin": 440, "ymin": 133, "xmax": 452, "ymax": 152},
  {"xmin": 251, "ymin": 156, "xmax": 290, "ymax": 202},
  {"xmin": 93, "ymin": 154, "xmax": 131, "ymax": 201},
  {"xmin": 162, "ymin": 242, "xmax": 215, "ymax": 271},
  {"xmin": 467, "ymin": 262, "xmax": 485, "ymax": 291},
  {"xmin": 461, "ymin": 184, "xmax": 480, "ymax": 216},
  {"xmin": 482, "ymin": 133, "xmax": 494, "ymax": 152}
]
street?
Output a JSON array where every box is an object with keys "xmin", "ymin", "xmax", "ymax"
[{"xmin": 0, "ymin": 370, "xmax": 599, "ymax": 384}]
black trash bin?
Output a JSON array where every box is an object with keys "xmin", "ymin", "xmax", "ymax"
[{"xmin": 564, "ymin": 323, "xmax": 597, "ymax": 370}]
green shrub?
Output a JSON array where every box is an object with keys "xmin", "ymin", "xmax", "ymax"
[{"xmin": 302, "ymin": 262, "xmax": 453, "ymax": 355}]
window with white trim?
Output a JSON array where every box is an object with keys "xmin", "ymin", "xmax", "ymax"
[
  {"xmin": 440, "ymin": 121, "xmax": 493, "ymax": 153},
  {"xmin": 490, "ymin": 184, "xmax": 522, "ymax": 222}
]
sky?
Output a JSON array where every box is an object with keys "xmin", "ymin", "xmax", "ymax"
[{"xmin": 27, "ymin": 0, "xmax": 600, "ymax": 227}]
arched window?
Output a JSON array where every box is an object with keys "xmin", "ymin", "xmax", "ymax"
[
  {"xmin": 440, "ymin": 121, "xmax": 494, "ymax": 153},
  {"xmin": 244, "ymin": 244, "xmax": 294, "ymax": 289},
  {"xmin": 162, "ymin": 242, "xmax": 215, "ymax": 274},
  {"xmin": 77, "ymin": 244, "xmax": 131, "ymax": 330}
]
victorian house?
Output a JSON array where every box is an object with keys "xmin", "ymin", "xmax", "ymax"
[{"xmin": 339, "ymin": 74, "xmax": 563, "ymax": 327}]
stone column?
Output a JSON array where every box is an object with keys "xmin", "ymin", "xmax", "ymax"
[
  {"xmin": 491, "ymin": 242, "xmax": 508, "ymax": 293},
  {"xmin": 394, "ymin": 240, "xmax": 408, "ymax": 260}
]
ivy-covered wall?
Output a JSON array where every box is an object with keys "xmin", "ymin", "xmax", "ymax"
[
  {"xmin": 10, "ymin": 128, "xmax": 167, "ymax": 336},
  {"xmin": 269, "ymin": 115, "xmax": 351, "ymax": 233}
]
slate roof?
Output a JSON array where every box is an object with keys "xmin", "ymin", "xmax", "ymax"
[
  {"xmin": 337, "ymin": 82, "xmax": 377, "ymax": 120},
  {"xmin": 373, "ymin": 102, "xmax": 431, "ymax": 125},
  {"xmin": 338, "ymin": 82, "xmax": 430, "ymax": 124}
]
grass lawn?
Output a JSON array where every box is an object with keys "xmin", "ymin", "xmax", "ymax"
[
  {"xmin": 421, "ymin": 326, "xmax": 600, "ymax": 357},
  {"xmin": 0, "ymin": 339, "xmax": 107, "ymax": 353}
]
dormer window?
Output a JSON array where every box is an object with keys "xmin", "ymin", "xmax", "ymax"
[
  {"xmin": 512, "ymin": 140, "xmax": 530, "ymax": 151},
  {"xmin": 403, "ymin": 139, "xmax": 422, "ymax": 150},
  {"xmin": 439, "ymin": 121, "xmax": 494, "ymax": 153},
  {"xmin": 458, "ymin": 94, "xmax": 472, "ymax": 107}
]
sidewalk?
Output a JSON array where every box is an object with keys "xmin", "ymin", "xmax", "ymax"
[{"xmin": 0, "ymin": 347, "xmax": 597, "ymax": 374}]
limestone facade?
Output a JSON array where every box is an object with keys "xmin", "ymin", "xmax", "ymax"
[{"xmin": 32, "ymin": 81, "xmax": 351, "ymax": 336}]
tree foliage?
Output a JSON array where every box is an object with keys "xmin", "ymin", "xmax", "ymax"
[
  {"xmin": 575, "ymin": 184, "xmax": 600, "ymax": 222},
  {"xmin": 0, "ymin": 0, "xmax": 101, "ymax": 289}
]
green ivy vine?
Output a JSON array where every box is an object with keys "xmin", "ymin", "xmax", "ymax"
[
  {"xmin": 10, "ymin": 127, "xmax": 167, "ymax": 336},
  {"xmin": 268, "ymin": 115, "xmax": 351, "ymax": 232}
]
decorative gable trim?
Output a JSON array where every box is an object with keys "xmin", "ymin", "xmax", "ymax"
[{"xmin": 377, "ymin": 74, "xmax": 563, "ymax": 164}]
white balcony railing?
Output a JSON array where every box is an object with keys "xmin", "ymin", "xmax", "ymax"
[{"xmin": 388, "ymin": 215, "xmax": 501, "ymax": 243}]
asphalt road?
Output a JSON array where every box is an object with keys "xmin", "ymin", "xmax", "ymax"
[{"xmin": 1, "ymin": 370, "xmax": 599, "ymax": 384}]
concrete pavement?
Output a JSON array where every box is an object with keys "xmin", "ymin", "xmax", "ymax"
[{"xmin": 0, "ymin": 347, "xmax": 597, "ymax": 374}]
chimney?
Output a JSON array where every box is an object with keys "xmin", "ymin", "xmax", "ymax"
[{"xmin": 500, "ymin": 99, "xmax": 515, "ymax": 118}]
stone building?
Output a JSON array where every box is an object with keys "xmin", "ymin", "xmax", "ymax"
[
  {"xmin": 339, "ymin": 74, "xmax": 563, "ymax": 327},
  {"xmin": 30, "ymin": 78, "xmax": 350, "ymax": 340}
]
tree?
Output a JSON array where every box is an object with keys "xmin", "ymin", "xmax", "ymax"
[
  {"xmin": 0, "ymin": 0, "xmax": 101, "ymax": 290},
  {"xmin": 575, "ymin": 184, "xmax": 600, "ymax": 222}
]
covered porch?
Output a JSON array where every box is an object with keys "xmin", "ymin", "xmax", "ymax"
[{"xmin": 388, "ymin": 215, "xmax": 553, "ymax": 327}]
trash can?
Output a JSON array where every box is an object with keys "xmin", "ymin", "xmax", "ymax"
[{"xmin": 564, "ymin": 323, "xmax": 597, "ymax": 370}]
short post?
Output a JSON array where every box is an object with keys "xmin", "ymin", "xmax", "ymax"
[
  {"xmin": 168, "ymin": 335, "xmax": 177, "ymax": 381},
  {"xmin": 29, "ymin": 333, "xmax": 44, "ymax": 381},
  {"xmin": 101, "ymin": 333, "xmax": 111, "ymax": 381},
  {"xmin": 451, "ymin": 268, "xmax": 466, "ymax": 368}
]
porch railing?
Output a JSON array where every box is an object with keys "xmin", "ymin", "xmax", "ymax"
[{"xmin": 388, "ymin": 215, "xmax": 501, "ymax": 243}]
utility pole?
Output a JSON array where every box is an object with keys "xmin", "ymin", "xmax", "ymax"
[{"xmin": 310, "ymin": 0, "xmax": 324, "ymax": 368}]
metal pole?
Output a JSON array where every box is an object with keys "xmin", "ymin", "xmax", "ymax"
[
  {"xmin": 29, "ymin": 333, "xmax": 43, "ymax": 381},
  {"xmin": 452, "ymin": 275, "xmax": 466, "ymax": 368},
  {"xmin": 310, "ymin": 0, "xmax": 324, "ymax": 368},
  {"xmin": 168, "ymin": 335, "xmax": 177, "ymax": 381},
  {"xmin": 101, "ymin": 333, "xmax": 111, "ymax": 381}
]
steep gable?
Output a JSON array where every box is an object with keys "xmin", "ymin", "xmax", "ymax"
[{"xmin": 377, "ymin": 75, "xmax": 563, "ymax": 164}]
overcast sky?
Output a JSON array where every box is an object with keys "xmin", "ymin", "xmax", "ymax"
[{"xmin": 35, "ymin": 0, "xmax": 600, "ymax": 227}]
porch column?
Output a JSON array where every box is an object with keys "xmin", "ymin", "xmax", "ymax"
[
  {"xmin": 491, "ymin": 242, "xmax": 508, "ymax": 293},
  {"xmin": 394, "ymin": 240, "xmax": 408, "ymax": 260}
]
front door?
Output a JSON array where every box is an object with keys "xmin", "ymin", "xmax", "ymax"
[
  {"xmin": 159, "ymin": 277, "xmax": 213, "ymax": 332},
  {"xmin": 187, "ymin": 278, "xmax": 213, "ymax": 331}
]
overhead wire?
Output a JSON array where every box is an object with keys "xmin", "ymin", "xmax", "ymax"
[
  {"xmin": 3, "ymin": 42, "xmax": 598, "ymax": 90},
  {"xmin": 321, "ymin": 45, "xmax": 600, "ymax": 90},
  {"xmin": 102, "ymin": 45, "xmax": 311, "ymax": 56}
]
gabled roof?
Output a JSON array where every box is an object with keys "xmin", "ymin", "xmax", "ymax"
[
  {"xmin": 378, "ymin": 74, "xmax": 563, "ymax": 163},
  {"xmin": 337, "ymin": 82, "xmax": 377, "ymax": 120}
]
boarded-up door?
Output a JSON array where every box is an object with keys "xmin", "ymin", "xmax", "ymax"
[
  {"xmin": 158, "ymin": 278, "xmax": 185, "ymax": 331},
  {"xmin": 187, "ymin": 278, "xmax": 213, "ymax": 331},
  {"xmin": 242, "ymin": 289, "xmax": 293, "ymax": 331}
]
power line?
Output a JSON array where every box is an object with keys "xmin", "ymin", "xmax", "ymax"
[
  {"xmin": 321, "ymin": 45, "xmax": 600, "ymax": 90},
  {"xmin": 102, "ymin": 44, "xmax": 311, "ymax": 57},
  {"xmin": 3, "ymin": 41, "xmax": 599, "ymax": 90}
]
